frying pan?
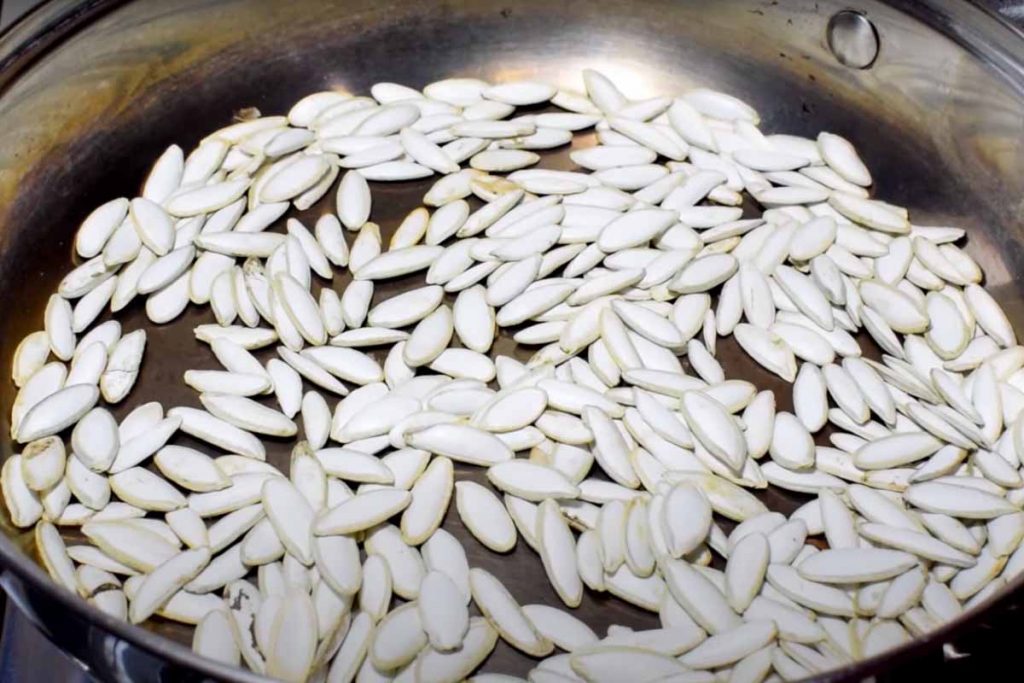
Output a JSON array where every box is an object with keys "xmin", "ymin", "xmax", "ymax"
[{"xmin": 0, "ymin": 0, "xmax": 1023, "ymax": 680}]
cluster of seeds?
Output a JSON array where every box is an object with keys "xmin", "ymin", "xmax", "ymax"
[{"xmin": 4, "ymin": 68, "xmax": 1024, "ymax": 683}]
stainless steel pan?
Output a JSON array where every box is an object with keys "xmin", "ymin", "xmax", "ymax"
[{"xmin": 1, "ymin": 0, "xmax": 1023, "ymax": 680}]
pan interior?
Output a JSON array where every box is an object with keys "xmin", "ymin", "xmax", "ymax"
[{"xmin": 0, "ymin": 0, "xmax": 1023, "ymax": 678}]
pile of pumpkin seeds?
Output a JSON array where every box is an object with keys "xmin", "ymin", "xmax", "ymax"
[{"xmin": 4, "ymin": 68, "xmax": 1024, "ymax": 683}]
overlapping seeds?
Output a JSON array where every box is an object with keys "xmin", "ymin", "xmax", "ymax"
[{"xmin": 4, "ymin": 68, "xmax": 1024, "ymax": 683}]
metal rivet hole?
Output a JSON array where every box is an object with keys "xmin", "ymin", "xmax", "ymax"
[{"xmin": 827, "ymin": 10, "xmax": 880, "ymax": 69}]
